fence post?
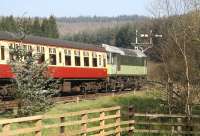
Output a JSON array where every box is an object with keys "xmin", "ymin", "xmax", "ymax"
[
  {"xmin": 128, "ymin": 106, "xmax": 134, "ymax": 136},
  {"xmin": 60, "ymin": 116, "xmax": 65, "ymax": 136},
  {"xmin": 81, "ymin": 113, "xmax": 88, "ymax": 136},
  {"xmin": 76, "ymin": 96, "xmax": 80, "ymax": 103},
  {"xmin": 35, "ymin": 119, "xmax": 42, "ymax": 136},
  {"xmin": 112, "ymin": 92, "xmax": 115, "ymax": 97},
  {"xmin": 100, "ymin": 111, "xmax": 105, "ymax": 136},
  {"xmin": 2, "ymin": 123, "xmax": 10, "ymax": 136},
  {"xmin": 177, "ymin": 118, "xmax": 182, "ymax": 136},
  {"xmin": 115, "ymin": 108, "xmax": 121, "ymax": 136}
]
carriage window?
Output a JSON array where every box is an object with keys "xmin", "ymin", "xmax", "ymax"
[
  {"xmin": 37, "ymin": 46, "xmax": 40, "ymax": 52},
  {"xmin": 64, "ymin": 49, "xmax": 71, "ymax": 66},
  {"xmin": 15, "ymin": 43, "xmax": 19, "ymax": 49},
  {"xmin": 37, "ymin": 46, "xmax": 45, "ymax": 53},
  {"xmin": 23, "ymin": 45, "xmax": 27, "ymax": 51},
  {"xmin": 37, "ymin": 46, "xmax": 45, "ymax": 64},
  {"xmin": 84, "ymin": 57, "xmax": 89, "ymax": 66},
  {"xmin": 50, "ymin": 54, "xmax": 56, "ymax": 65},
  {"xmin": 103, "ymin": 58, "xmax": 106, "ymax": 67},
  {"xmin": 74, "ymin": 50, "xmax": 80, "ymax": 66},
  {"xmin": 1, "ymin": 46, "xmax": 5, "ymax": 60},
  {"xmin": 28, "ymin": 45, "xmax": 32, "ymax": 51},
  {"xmin": 65, "ymin": 56, "xmax": 71, "ymax": 65},
  {"xmin": 83, "ymin": 51, "xmax": 89, "ymax": 67},
  {"xmin": 93, "ymin": 58, "xmax": 97, "ymax": 67},
  {"xmin": 75, "ymin": 56, "xmax": 80, "ymax": 66},
  {"xmin": 26, "ymin": 45, "xmax": 32, "ymax": 57},
  {"xmin": 92, "ymin": 52, "xmax": 97, "ymax": 67},
  {"xmin": 41, "ymin": 47, "xmax": 45, "ymax": 53},
  {"xmin": 38, "ymin": 54, "xmax": 45, "ymax": 64},
  {"xmin": 59, "ymin": 52, "xmax": 62, "ymax": 63},
  {"xmin": 99, "ymin": 55, "xmax": 102, "ymax": 66},
  {"xmin": 9, "ymin": 44, "xmax": 14, "ymax": 60},
  {"xmin": 49, "ymin": 48, "xmax": 56, "ymax": 65}
]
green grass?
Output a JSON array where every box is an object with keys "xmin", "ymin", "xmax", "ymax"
[
  {"xmin": 0, "ymin": 89, "xmax": 166, "ymax": 136},
  {"xmin": 46, "ymin": 90, "xmax": 165, "ymax": 115},
  {"xmin": 42, "ymin": 90, "xmax": 166, "ymax": 136}
]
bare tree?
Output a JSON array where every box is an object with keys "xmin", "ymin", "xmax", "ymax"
[{"xmin": 150, "ymin": 0, "xmax": 200, "ymax": 116}]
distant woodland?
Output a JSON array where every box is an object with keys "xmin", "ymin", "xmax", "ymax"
[
  {"xmin": 57, "ymin": 15, "xmax": 147, "ymax": 23},
  {"xmin": 57, "ymin": 15, "xmax": 149, "ymax": 36},
  {"xmin": 0, "ymin": 15, "xmax": 59, "ymax": 38},
  {"xmin": 0, "ymin": 15, "xmax": 151, "ymax": 48},
  {"xmin": 60, "ymin": 15, "xmax": 152, "ymax": 48}
]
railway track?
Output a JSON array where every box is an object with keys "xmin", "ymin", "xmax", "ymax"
[
  {"xmin": 0, "ymin": 90, "xmax": 133, "ymax": 111},
  {"xmin": 0, "ymin": 80, "xmax": 165, "ymax": 111}
]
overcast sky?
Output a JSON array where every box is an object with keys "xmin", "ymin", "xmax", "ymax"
[{"xmin": 0, "ymin": 0, "xmax": 151, "ymax": 17}]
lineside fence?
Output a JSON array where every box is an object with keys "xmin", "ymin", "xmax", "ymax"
[
  {"xmin": 0, "ymin": 106, "xmax": 133, "ymax": 136},
  {"xmin": 127, "ymin": 106, "xmax": 200, "ymax": 136},
  {"xmin": 0, "ymin": 106, "xmax": 200, "ymax": 136}
]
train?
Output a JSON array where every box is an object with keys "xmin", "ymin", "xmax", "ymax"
[{"xmin": 0, "ymin": 31, "xmax": 147, "ymax": 97}]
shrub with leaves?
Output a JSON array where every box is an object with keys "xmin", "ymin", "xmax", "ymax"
[{"xmin": 9, "ymin": 46, "xmax": 58, "ymax": 116}]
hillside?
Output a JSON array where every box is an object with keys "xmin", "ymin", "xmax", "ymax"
[
  {"xmin": 56, "ymin": 15, "xmax": 148, "ymax": 37},
  {"xmin": 0, "ymin": 15, "xmax": 149, "ymax": 38}
]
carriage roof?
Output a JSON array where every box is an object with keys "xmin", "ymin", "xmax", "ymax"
[
  {"xmin": 0, "ymin": 31, "xmax": 106, "ymax": 52},
  {"xmin": 102, "ymin": 44, "xmax": 146, "ymax": 58}
]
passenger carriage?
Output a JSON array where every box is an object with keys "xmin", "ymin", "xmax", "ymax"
[
  {"xmin": 0, "ymin": 31, "xmax": 147, "ymax": 97},
  {"xmin": 0, "ymin": 31, "xmax": 107, "ymax": 95}
]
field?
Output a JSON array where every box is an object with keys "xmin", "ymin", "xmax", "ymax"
[
  {"xmin": 47, "ymin": 89, "xmax": 164, "ymax": 115},
  {"xmin": 44, "ymin": 89, "xmax": 165, "ymax": 135},
  {"xmin": 0, "ymin": 88, "xmax": 164, "ymax": 118},
  {"xmin": 0, "ymin": 88, "xmax": 200, "ymax": 135},
  {"xmin": 0, "ymin": 88, "xmax": 165, "ymax": 135}
]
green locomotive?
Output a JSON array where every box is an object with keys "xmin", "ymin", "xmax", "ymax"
[{"xmin": 103, "ymin": 44, "xmax": 147, "ymax": 91}]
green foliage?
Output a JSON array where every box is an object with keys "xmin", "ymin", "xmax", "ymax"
[
  {"xmin": 9, "ymin": 46, "xmax": 57, "ymax": 117},
  {"xmin": 115, "ymin": 24, "xmax": 134, "ymax": 47},
  {"xmin": 65, "ymin": 22, "xmax": 152, "ymax": 48},
  {"xmin": 57, "ymin": 15, "xmax": 148, "ymax": 23},
  {"xmin": 65, "ymin": 28, "xmax": 117, "ymax": 45},
  {"xmin": 41, "ymin": 18, "xmax": 49, "ymax": 37},
  {"xmin": 48, "ymin": 90, "xmax": 165, "ymax": 114},
  {"xmin": 0, "ymin": 15, "xmax": 59, "ymax": 38},
  {"xmin": 0, "ymin": 15, "xmax": 17, "ymax": 32},
  {"xmin": 47, "ymin": 15, "xmax": 59, "ymax": 38},
  {"xmin": 21, "ymin": 17, "xmax": 33, "ymax": 34},
  {"xmin": 41, "ymin": 16, "xmax": 59, "ymax": 38},
  {"xmin": 32, "ymin": 17, "xmax": 42, "ymax": 36}
]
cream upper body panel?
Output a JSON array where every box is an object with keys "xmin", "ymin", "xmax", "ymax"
[{"xmin": 0, "ymin": 40, "xmax": 107, "ymax": 69}]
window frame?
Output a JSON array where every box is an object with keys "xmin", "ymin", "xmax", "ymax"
[
  {"xmin": 49, "ymin": 48, "xmax": 57, "ymax": 65},
  {"xmin": 64, "ymin": 49, "xmax": 71, "ymax": 66},
  {"xmin": 1, "ymin": 46, "xmax": 5, "ymax": 60},
  {"xmin": 83, "ymin": 51, "xmax": 89, "ymax": 67},
  {"xmin": 37, "ymin": 46, "xmax": 45, "ymax": 64},
  {"xmin": 74, "ymin": 50, "xmax": 81, "ymax": 66},
  {"xmin": 92, "ymin": 52, "xmax": 97, "ymax": 67}
]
